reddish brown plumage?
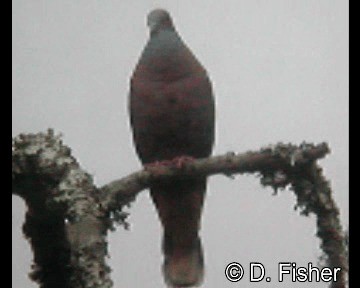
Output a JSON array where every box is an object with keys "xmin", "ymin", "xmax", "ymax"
[{"xmin": 129, "ymin": 9, "xmax": 215, "ymax": 287}]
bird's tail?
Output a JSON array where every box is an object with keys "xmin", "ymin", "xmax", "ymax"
[
  {"xmin": 163, "ymin": 235, "xmax": 204, "ymax": 287},
  {"xmin": 150, "ymin": 178, "xmax": 206, "ymax": 287}
]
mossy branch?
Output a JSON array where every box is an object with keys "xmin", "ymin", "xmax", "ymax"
[{"xmin": 12, "ymin": 130, "xmax": 348, "ymax": 288}]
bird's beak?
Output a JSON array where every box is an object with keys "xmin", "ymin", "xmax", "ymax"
[{"xmin": 147, "ymin": 18, "xmax": 157, "ymax": 32}]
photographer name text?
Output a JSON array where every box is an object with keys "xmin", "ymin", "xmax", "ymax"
[{"xmin": 225, "ymin": 262, "xmax": 341, "ymax": 283}]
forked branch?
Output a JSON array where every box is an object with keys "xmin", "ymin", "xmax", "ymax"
[{"xmin": 12, "ymin": 130, "xmax": 347, "ymax": 288}]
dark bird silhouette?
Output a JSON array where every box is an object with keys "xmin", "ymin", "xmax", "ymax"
[{"xmin": 129, "ymin": 9, "xmax": 215, "ymax": 287}]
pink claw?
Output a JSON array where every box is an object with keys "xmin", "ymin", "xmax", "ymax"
[
  {"xmin": 171, "ymin": 155, "xmax": 195, "ymax": 169},
  {"xmin": 144, "ymin": 160, "xmax": 174, "ymax": 176},
  {"xmin": 144, "ymin": 160, "xmax": 173, "ymax": 169}
]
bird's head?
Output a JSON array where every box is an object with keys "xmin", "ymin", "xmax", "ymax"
[{"xmin": 147, "ymin": 9, "xmax": 175, "ymax": 35}]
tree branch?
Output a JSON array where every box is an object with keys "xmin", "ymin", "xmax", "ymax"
[
  {"xmin": 12, "ymin": 130, "xmax": 113, "ymax": 288},
  {"xmin": 12, "ymin": 130, "xmax": 348, "ymax": 288},
  {"xmin": 100, "ymin": 142, "xmax": 330, "ymax": 209}
]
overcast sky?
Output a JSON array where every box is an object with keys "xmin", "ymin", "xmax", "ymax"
[{"xmin": 13, "ymin": 1, "xmax": 348, "ymax": 287}]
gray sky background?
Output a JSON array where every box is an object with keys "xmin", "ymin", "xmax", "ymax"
[{"xmin": 12, "ymin": 1, "xmax": 348, "ymax": 287}]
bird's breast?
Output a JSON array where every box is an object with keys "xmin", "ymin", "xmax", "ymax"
[{"xmin": 131, "ymin": 72, "xmax": 212, "ymax": 121}]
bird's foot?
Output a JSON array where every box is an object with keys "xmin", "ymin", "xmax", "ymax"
[
  {"xmin": 171, "ymin": 155, "xmax": 195, "ymax": 169},
  {"xmin": 144, "ymin": 156, "xmax": 194, "ymax": 174},
  {"xmin": 144, "ymin": 160, "xmax": 173, "ymax": 170},
  {"xmin": 144, "ymin": 160, "xmax": 174, "ymax": 176}
]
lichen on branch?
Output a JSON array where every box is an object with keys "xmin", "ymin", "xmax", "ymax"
[
  {"xmin": 12, "ymin": 129, "xmax": 113, "ymax": 288},
  {"xmin": 12, "ymin": 130, "xmax": 347, "ymax": 288}
]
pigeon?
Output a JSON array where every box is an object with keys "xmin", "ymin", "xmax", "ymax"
[{"xmin": 129, "ymin": 9, "xmax": 215, "ymax": 287}]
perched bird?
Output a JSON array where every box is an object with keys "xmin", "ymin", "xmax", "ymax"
[{"xmin": 129, "ymin": 9, "xmax": 215, "ymax": 287}]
